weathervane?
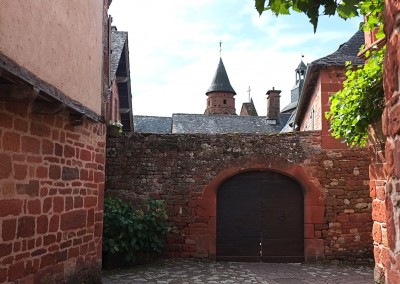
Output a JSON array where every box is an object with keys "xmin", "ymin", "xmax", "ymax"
[
  {"xmin": 247, "ymin": 86, "xmax": 251, "ymax": 102},
  {"xmin": 219, "ymin": 40, "xmax": 222, "ymax": 57}
]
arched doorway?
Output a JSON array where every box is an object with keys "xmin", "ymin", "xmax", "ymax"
[{"xmin": 216, "ymin": 171, "xmax": 304, "ymax": 262}]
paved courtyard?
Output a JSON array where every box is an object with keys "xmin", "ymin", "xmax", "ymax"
[{"xmin": 102, "ymin": 258, "xmax": 374, "ymax": 284}]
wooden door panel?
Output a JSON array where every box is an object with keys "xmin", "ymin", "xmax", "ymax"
[
  {"xmin": 217, "ymin": 171, "xmax": 304, "ymax": 262},
  {"xmin": 217, "ymin": 182, "xmax": 260, "ymax": 259}
]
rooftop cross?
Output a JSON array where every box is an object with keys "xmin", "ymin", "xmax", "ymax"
[
  {"xmin": 219, "ymin": 40, "xmax": 222, "ymax": 57},
  {"xmin": 247, "ymin": 86, "xmax": 251, "ymax": 102}
]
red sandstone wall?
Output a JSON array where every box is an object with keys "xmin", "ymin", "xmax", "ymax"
[
  {"xmin": 300, "ymin": 67, "xmax": 348, "ymax": 149},
  {"xmin": 106, "ymin": 132, "xmax": 372, "ymax": 263},
  {"xmin": 374, "ymin": 1, "xmax": 400, "ymax": 282},
  {"xmin": 0, "ymin": 100, "xmax": 105, "ymax": 283}
]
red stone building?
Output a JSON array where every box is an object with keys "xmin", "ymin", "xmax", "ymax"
[{"xmin": 0, "ymin": 1, "xmax": 110, "ymax": 282}]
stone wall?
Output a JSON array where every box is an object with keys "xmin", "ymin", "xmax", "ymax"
[
  {"xmin": 374, "ymin": 1, "xmax": 400, "ymax": 282},
  {"xmin": 106, "ymin": 131, "xmax": 372, "ymax": 263},
  {"xmin": 0, "ymin": 100, "xmax": 105, "ymax": 283}
]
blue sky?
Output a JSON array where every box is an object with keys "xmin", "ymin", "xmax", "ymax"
[{"xmin": 109, "ymin": 0, "xmax": 362, "ymax": 117}]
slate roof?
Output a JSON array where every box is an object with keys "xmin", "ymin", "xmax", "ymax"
[
  {"xmin": 133, "ymin": 113, "xmax": 291, "ymax": 134},
  {"xmin": 281, "ymin": 101, "xmax": 298, "ymax": 114},
  {"xmin": 172, "ymin": 114, "xmax": 290, "ymax": 134},
  {"xmin": 133, "ymin": 116, "xmax": 172, "ymax": 134},
  {"xmin": 240, "ymin": 99, "xmax": 258, "ymax": 116},
  {"xmin": 294, "ymin": 30, "xmax": 365, "ymax": 127},
  {"xmin": 312, "ymin": 30, "xmax": 364, "ymax": 67},
  {"xmin": 206, "ymin": 58, "xmax": 236, "ymax": 95},
  {"xmin": 110, "ymin": 30, "xmax": 128, "ymax": 81}
]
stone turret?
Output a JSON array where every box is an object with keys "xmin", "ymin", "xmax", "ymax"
[{"xmin": 204, "ymin": 58, "xmax": 236, "ymax": 115}]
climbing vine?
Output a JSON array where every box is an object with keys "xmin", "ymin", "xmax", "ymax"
[{"xmin": 326, "ymin": 47, "xmax": 384, "ymax": 147}]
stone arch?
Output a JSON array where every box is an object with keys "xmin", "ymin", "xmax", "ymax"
[{"xmin": 195, "ymin": 163, "xmax": 325, "ymax": 261}]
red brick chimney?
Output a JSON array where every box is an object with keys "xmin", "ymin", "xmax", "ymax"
[{"xmin": 266, "ymin": 87, "xmax": 281, "ymax": 124}]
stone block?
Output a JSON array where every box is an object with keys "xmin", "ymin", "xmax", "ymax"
[
  {"xmin": 60, "ymin": 210, "xmax": 87, "ymax": 230},
  {"xmin": 21, "ymin": 136, "xmax": 40, "ymax": 154},
  {"xmin": 372, "ymin": 200, "xmax": 386, "ymax": 222},
  {"xmin": 26, "ymin": 199, "xmax": 41, "ymax": 215},
  {"xmin": 37, "ymin": 215, "xmax": 48, "ymax": 235},
  {"xmin": 62, "ymin": 167, "xmax": 79, "ymax": 180},
  {"xmin": 304, "ymin": 206, "xmax": 325, "ymax": 224},
  {"xmin": 84, "ymin": 196, "xmax": 97, "ymax": 208},
  {"xmin": 49, "ymin": 165, "xmax": 61, "ymax": 180},
  {"xmin": 372, "ymin": 222, "xmax": 382, "ymax": 243},
  {"xmin": 17, "ymin": 216, "xmax": 35, "ymax": 238},
  {"xmin": 80, "ymin": 149, "xmax": 92, "ymax": 161},
  {"xmin": 2, "ymin": 219, "xmax": 16, "ymax": 241},
  {"xmin": 0, "ymin": 199, "xmax": 23, "ymax": 217},
  {"xmin": 49, "ymin": 215, "xmax": 60, "ymax": 232},
  {"xmin": 0, "ymin": 153, "xmax": 12, "ymax": 179},
  {"xmin": 3, "ymin": 131, "xmax": 20, "ymax": 152}
]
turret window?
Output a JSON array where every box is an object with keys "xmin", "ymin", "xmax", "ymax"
[{"xmin": 223, "ymin": 99, "xmax": 227, "ymax": 104}]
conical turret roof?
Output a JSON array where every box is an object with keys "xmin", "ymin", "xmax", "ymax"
[
  {"xmin": 295, "ymin": 60, "xmax": 307, "ymax": 72},
  {"xmin": 206, "ymin": 58, "xmax": 236, "ymax": 95}
]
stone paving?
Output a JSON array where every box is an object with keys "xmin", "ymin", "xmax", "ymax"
[{"xmin": 102, "ymin": 258, "xmax": 374, "ymax": 284}]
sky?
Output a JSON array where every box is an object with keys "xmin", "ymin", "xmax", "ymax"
[{"xmin": 109, "ymin": 0, "xmax": 362, "ymax": 117}]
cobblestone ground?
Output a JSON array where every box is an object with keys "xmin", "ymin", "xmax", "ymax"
[{"xmin": 102, "ymin": 259, "xmax": 373, "ymax": 284}]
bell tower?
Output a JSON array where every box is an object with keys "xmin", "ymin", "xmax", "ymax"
[{"xmin": 291, "ymin": 59, "xmax": 307, "ymax": 103}]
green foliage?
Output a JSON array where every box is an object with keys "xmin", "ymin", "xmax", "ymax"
[
  {"xmin": 102, "ymin": 196, "xmax": 172, "ymax": 262},
  {"xmin": 325, "ymin": 47, "xmax": 385, "ymax": 147},
  {"xmin": 358, "ymin": 0, "xmax": 384, "ymax": 39},
  {"xmin": 255, "ymin": 0, "xmax": 360, "ymax": 32}
]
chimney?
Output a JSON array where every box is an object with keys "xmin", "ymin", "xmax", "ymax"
[{"xmin": 266, "ymin": 87, "xmax": 281, "ymax": 124}]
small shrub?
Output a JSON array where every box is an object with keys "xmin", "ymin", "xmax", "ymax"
[{"xmin": 102, "ymin": 196, "xmax": 172, "ymax": 264}]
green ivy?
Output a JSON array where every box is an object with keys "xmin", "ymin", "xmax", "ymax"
[
  {"xmin": 325, "ymin": 47, "xmax": 384, "ymax": 147},
  {"xmin": 102, "ymin": 196, "xmax": 172, "ymax": 262}
]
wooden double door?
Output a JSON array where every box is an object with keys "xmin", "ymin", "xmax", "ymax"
[{"xmin": 216, "ymin": 171, "xmax": 304, "ymax": 262}]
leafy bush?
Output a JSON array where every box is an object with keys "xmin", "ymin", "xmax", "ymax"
[{"xmin": 102, "ymin": 196, "xmax": 172, "ymax": 263}]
